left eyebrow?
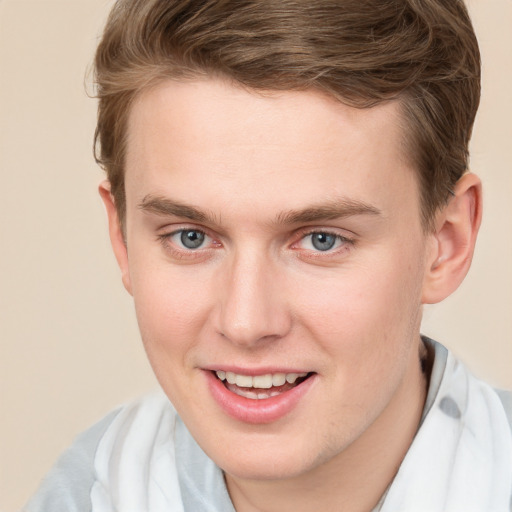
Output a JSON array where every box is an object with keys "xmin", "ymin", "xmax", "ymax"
[{"xmin": 274, "ymin": 199, "xmax": 382, "ymax": 225}]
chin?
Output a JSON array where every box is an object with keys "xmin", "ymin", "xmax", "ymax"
[
  {"xmin": 207, "ymin": 433, "xmax": 334, "ymax": 482},
  {"xmin": 222, "ymin": 457, "xmax": 312, "ymax": 482}
]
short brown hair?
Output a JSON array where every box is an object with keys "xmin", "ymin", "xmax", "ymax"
[{"xmin": 93, "ymin": 0, "xmax": 480, "ymax": 231}]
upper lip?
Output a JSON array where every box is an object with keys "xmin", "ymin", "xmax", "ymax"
[{"xmin": 203, "ymin": 366, "xmax": 313, "ymax": 376}]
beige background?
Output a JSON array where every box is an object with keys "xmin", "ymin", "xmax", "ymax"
[{"xmin": 0, "ymin": 1, "xmax": 510, "ymax": 510}]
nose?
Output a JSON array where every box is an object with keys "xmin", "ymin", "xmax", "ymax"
[{"xmin": 214, "ymin": 250, "xmax": 292, "ymax": 347}]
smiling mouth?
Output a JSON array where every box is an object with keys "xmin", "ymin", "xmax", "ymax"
[{"xmin": 214, "ymin": 370, "xmax": 312, "ymax": 400}]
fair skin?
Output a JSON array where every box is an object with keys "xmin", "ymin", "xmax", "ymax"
[{"xmin": 100, "ymin": 78, "xmax": 481, "ymax": 512}]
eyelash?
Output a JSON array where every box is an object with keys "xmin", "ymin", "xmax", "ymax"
[
  {"xmin": 292, "ymin": 229, "xmax": 355, "ymax": 257},
  {"xmin": 156, "ymin": 227, "xmax": 355, "ymax": 260},
  {"xmin": 157, "ymin": 228, "xmax": 218, "ymax": 260}
]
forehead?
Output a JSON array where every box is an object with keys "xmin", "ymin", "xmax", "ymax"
[{"xmin": 124, "ymin": 79, "xmax": 419, "ymax": 226}]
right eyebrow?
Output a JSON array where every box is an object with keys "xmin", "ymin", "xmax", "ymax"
[{"xmin": 138, "ymin": 195, "xmax": 219, "ymax": 224}]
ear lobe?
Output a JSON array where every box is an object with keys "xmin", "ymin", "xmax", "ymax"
[
  {"xmin": 422, "ymin": 173, "xmax": 482, "ymax": 304},
  {"xmin": 98, "ymin": 180, "xmax": 133, "ymax": 295}
]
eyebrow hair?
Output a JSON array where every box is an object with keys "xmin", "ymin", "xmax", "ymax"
[
  {"xmin": 138, "ymin": 195, "xmax": 219, "ymax": 224},
  {"xmin": 274, "ymin": 199, "xmax": 382, "ymax": 225},
  {"xmin": 139, "ymin": 194, "xmax": 381, "ymax": 227}
]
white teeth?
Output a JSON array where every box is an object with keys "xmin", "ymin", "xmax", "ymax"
[
  {"xmin": 229, "ymin": 388, "xmax": 268, "ymax": 400},
  {"xmin": 215, "ymin": 370, "xmax": 308, "ymax": 389},
  {"xmin": 272, "ymin": 373, "xmax": 286, "ymax": 386},
  {"xmin": 235, "ymin": 374, "xmax": 253, "ymax": 388},
  {"xmin": 252, "ymin": 374, "xmax": 273, "ymax": 389},
  {"xmin": 286, "ymin": 373, "xmax": 307, "ymax": 383}
]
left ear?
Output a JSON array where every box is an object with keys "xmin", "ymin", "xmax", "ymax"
[{"xmin": 422, "ymin": 173, "xmax": 482, "ymax": 304}]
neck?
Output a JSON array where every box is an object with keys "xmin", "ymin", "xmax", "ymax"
[{"xmin": 225, "ymin": 340, "xmax": 429, "ymax": 512}]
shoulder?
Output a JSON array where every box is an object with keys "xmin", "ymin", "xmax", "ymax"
[
  {"xmin": 384, "ymin": 338, "xmax": 512, "ymax": 511},
  {"xmin": 422, "ymin": 337, "xmax": 512, "ymax": 431},
  {"xmin": 495, "ymin": 388, "xmax": 512, "ymax": 434},
  {"xmin": 24, "ymin": 392, "xmax": 174, "ymax": 512},
  {"xmin": 24, "ymin": 408, "xmax": 121, "ymax": 512}
]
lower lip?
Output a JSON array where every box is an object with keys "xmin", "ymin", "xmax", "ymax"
[{"xmin": 205, "ymin": 371, "xmax": 316, "ymax": 424}]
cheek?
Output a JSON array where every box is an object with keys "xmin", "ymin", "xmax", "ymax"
[
  {"xmin": 297, "ymin": 247, "xmax": 425, "ymax": 375},
  {"xmin": 130, "ymin": 268, "xmax": 212, "ymax": 415},
  {"xmin": 128, "ymin": 256, "xmax": 214, "ymax": 371}
]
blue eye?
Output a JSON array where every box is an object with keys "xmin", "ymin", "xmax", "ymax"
[
  {"xmin": 176, "ymin": 229, "xmax": 206, "ymax": 249},
  {"xmin": 298, "ymin": 231, "xmax": 348, "ymax": 252},
  {"xmin": 158, "ymin": 228, "xmax": 221, "ymax": 259},
  {"xmin": 310, "ymin": 233, "xmax": 337, "ymax": 251}
]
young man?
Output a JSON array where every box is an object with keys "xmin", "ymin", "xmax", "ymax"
[{"xmin": 26, "ymin": 0, "xmax": 512, "ymax": 511}]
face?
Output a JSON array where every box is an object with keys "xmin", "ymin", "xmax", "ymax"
[{"xmin": 115, "ymin": 79, "xmax": 434, "ymax": 481}]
